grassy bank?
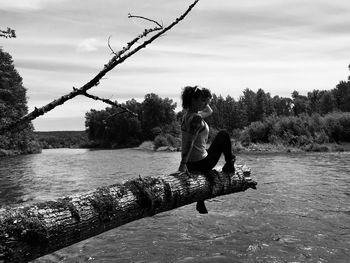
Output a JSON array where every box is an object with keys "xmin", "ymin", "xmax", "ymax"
[
  {"xmin": 231, "ymin": 141, "xmax": 350, "ymax": 153},
  {"xmin": 234, "ymin": 112, "xmax": 350, "ymax": 152}
]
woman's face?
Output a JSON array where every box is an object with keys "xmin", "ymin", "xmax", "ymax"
[{"xmin": 192, "ymin": 96, "xmax": 210, "ymax": 111}]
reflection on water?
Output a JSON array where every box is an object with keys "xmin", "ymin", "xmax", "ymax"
[
  {"xmin": 0, "ymin": 148, "xmax": 179, "ymax": 206},
  {"xmin": 0, "ymin": 154, "xmax": 36, "ymax": 205},
  {"xmin": 1, "ymin": 149, "xmax": 350, "ymax": 262}
]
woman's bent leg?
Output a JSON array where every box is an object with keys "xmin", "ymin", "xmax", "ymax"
[
  {"xmin": 207, "ymin": 130, "xmax": 235, "ymax": 164},
  {"xmin": 187, "ymin": 130, "xmax": 234, "ymax": 172}
]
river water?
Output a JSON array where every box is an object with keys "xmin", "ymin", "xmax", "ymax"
[{"xmin": 0, "ymin": 149, "xmax": 349, "ymax": 262}]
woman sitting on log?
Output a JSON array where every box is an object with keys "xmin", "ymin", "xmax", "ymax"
[{"xmin": 178, "ymin": 85, "xmax": 236, "ymax": 214}]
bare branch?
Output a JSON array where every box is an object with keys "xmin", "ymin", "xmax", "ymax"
[
  {"xmin": 0, "ymin": 0, "xmax": 199, "ymax": 134},
  {"xmin": 82, "ymin": 91, "xmax": 138, "ymax": 117},
  {"xmin": 128, "ymin": 13, "xmax": 163, "ymax": 28}
]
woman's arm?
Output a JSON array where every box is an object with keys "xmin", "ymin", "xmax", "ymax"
[
  {"xmin": 178, "ymin": 115, "xmax": 203, "ymax": 173},
  {"xmin": 178, "ymin": 136, "xmax": 196, "ymax": 173},
  {"xmin": 199, "ymin": 104, "xmax": 213, "ymax": 119}
]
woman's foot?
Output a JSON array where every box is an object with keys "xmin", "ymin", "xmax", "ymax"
[
  {"xmin": 196, "ymin": 201, "xmax": 208, "ymax": 214},
  {"xmin": 222, "ymin": 160, "xmax": 235, "ymax": 173}
]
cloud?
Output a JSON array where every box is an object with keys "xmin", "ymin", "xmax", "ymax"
[
  {"xmin": 76, "ymin": 38, "xmax": 101, "ymax": 53},
  {"xmin": 15, "ymin": 55, "xmax": 177, "ymax": 76},
  {"xmin": 0, "ymin": 0, "xmax": 68, "ymax": 11},
  {"xmin": 185, "ymin": 0, "xmax": 350, "ymax": 41},
  {"xmin": 15, "ymin": 57, "xmax": 99, "ymax": 73}
]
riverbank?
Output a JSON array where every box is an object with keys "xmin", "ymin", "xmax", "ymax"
[
  {"xmin": 2, "ymin": 138, "xmax": 349, "ymax": 158},
  {"xmin": 0, "ymin": 147, "xmax": 42, "ymax": 157},
  {"xmin": 234, "ymin": 141, "xmax": 350, "ymax": 153},
  {"xmin": 0, "ymin": 149, "xmax": 21, "ymax": 157},
  {"xmin": 134, "ymin": 140, "xmax": 350, "ymax": 153},
  {"xmin": 134, "ymin": 141, "xmax": 180, "ymax": 152}
]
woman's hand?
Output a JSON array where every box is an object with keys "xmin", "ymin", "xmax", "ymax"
[
  {"xmin": 199, "ymin": 103, "xmax": 213, "ymax": 118},
  {"xmin": 178, "ymin": 162, "xmax": 190, "ymax": 176}
]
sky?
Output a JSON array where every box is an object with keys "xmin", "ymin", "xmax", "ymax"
[{"xmin": 1, "ymin": 0, "xmax": 349, "ymax": 131}]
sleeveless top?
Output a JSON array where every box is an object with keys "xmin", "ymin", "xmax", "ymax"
[{"xmin": 181, "ymin": 112, "xmax": 209, "ymax": 162}]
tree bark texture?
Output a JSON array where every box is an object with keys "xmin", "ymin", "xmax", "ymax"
[{"xmin": 0, "ymin": 165, "xmax": 256, "ymax": 262}]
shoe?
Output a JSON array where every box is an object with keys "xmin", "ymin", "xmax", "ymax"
[
  {"xmin": 222, "ymin": 161, "xmax": 235, "ymax": 173},
  {"xmin": 196, "ymin": 201, "xmax": 208, "ymax": 214}
]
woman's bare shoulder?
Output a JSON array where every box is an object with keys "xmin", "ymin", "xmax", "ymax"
[{"xmin": 187, "ymin": 113, "xmax": 203, "ymax": 134}]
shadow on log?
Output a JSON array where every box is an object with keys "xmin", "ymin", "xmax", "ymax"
[{"xmin": 0, "ymin": 165, "xmax": 257, "ymax": 262}]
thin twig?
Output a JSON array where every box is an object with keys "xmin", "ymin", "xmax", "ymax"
[
  {"xmin": 103, "ymin": 110, "xmax": 130, "ymax": 124},
  {"xmin": 107, "ymin": 14, "xmax": 163, "ymax": 57},
  {"xmin": 82, "ymin": 91, "xmax": 138, "ymax": 117},
  {"xmin": 107, "ymin": 36, "xmax": 117, "ymax": 55},
  {"xmin": 128, "ymin": 13, "xmax": 163, "ymax": 28}
]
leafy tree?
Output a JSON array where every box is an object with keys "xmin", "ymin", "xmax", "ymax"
[
  {"xmin": 85, "ymin": 109, "xmax": 109, "ymax": 143},
  {"xmin": 292, "ymin": 91, "xmax": 309, "ymax": 116},
  {"xmin": 319, "ymin": 91, "xmax": 335, "ymax": 115},
  {"xmin": 85, "ymin": 94, "xmax": 177, "ymax": 146},
  {"xmin": 105, "ymin": 107, "xmax": 142, "ymax": 147},
  {"xmin": 307, "ymin": 90, "xmax": 322, "ymax": 114},
  {"xmin": 272, "ymin": 95, "xmax": 293, "ymax": 116},
  {"xmin": 333, "ymin": 81, "xmax": 350, "ymax": 112},
  {"xmin": 255, "ymin": 88, "xmax": 268, "ymax": 121},
  {"xmin": 0, "ymin": 48, "xmax": 39, "ymax": 154},
  {"xmin": 125, "ymin": 98, "xmax": 142, "ymax": 117},
  {"xmin": 141, "ymin": 93, "xmax": 176, "ymax": 139},
  {"xmin": 85, "ymin": 101, "xmax": 142, "ymax": 148},
  {"xmin": 223, "ymin": 95, "xmax": 239, "ymax": 131},
  {"xmin": 207, "ymin": 94, "xmax": 243, "ymax": 132},
  {"xmin": 265, "ymin": 92, "xmax": 275, "ymax": 117},
  {"xmin": 208, "ymin": 94, "xmax": 224, "ymax": 129},
  {"xmin": 235, "ymin": 99, "xmax": 249, "ymax": 128},
  {"xmin": 241, "ymin": 88, "xmax": 257, "ymax": 123}
]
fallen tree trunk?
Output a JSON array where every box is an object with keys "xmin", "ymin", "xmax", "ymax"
[{"xmin": 0, "ymin": 165, "xmax": 257, "ymax": 262}]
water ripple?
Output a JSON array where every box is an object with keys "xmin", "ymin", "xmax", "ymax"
[{"xmin": 1, "ymin": 149, "xmax": 349, "ymax": 262}]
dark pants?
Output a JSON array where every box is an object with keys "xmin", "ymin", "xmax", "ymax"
[
  {"xmin": 186, "ymin": 130, "xmax": 234, "ymax": 213},
  {"xmin": 187, "ymin": 130, "xmax": 234, "ymax": 173}
]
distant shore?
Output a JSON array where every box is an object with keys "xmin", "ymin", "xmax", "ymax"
[{"xmin": 2, "ymin": 133, "xmax": 349, "ymax": 158}]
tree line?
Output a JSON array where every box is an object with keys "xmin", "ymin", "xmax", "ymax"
[
  {"xmin": 207, "ymin": 71, "xmax": 350, "ymax": 132},
  {"xmin": 85, "ymin": 64, "xmax": 350, "ymax": 149}
]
